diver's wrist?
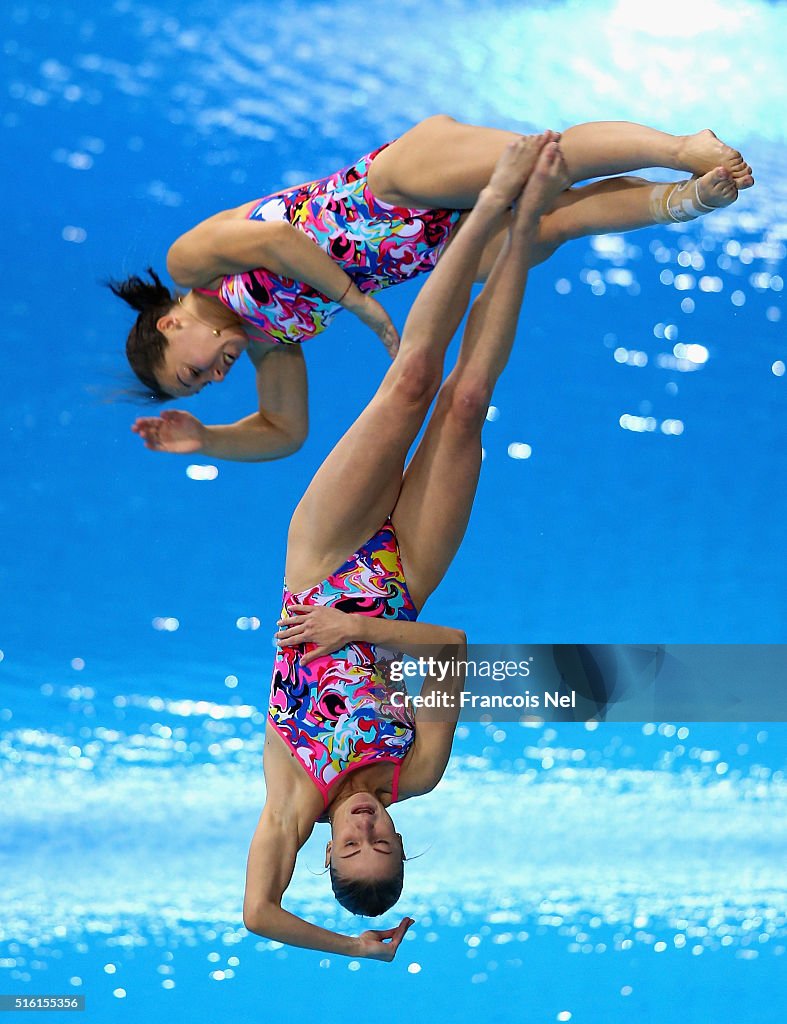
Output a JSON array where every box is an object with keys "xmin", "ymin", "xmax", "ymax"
[
  {"xmin": 342, "ymin": 933, "xmax": 363, "ymax": 957},
  {"xmin": 338, "ymin": 281, "xmax": 364, "ymax": 311},
  {"xmin": 196, "ymin": 424, "xmax": 221, "ymax": 455},
  {"xmin": 347, "ymin": 614, "xmax": 370, "ymax": 645}
]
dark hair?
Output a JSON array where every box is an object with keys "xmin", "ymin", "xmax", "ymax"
[
  {"xmin": 329, "ymin": 856, "xmax": 405, "ymax": 917},
  {"xmin": 106, "ymin": 267, "xmax": 178, "ymax": 401}
]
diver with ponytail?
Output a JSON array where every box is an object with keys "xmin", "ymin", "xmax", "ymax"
[
  {"xmin": 106, "ymin": 268, "xmax": 178, "ymax": 401},
  {"xmin": 111, "ymin": 115, "xmax": 751, "ymax": 462},
  {"xmin": 108, "ymin": 263, "xmax": 310, "ymax": 461}
]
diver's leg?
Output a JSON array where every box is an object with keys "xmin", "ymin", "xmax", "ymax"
[
  {"xmin": 558, "ymin": 122, "xmax": 753, "ymax": 188},
  {"xmin": 533, "ymin": 165, "xmax": 740, "ymax": 260},
  {"xmin": 368, "ymin": 115, "xmax": 753, "ymax": 209},
  {"xmin": 285, "ymin": 137, "xmax": 544, "ymax": 592},
  {"xmin": 392, "ymin": 143, "xmax": 571, "ymax": 610},
  {"xmin": 473, "ymin": 165, "xmax": 741, "ymax": 278}
]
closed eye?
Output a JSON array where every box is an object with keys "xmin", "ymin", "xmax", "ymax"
[
  {"xmin": 339, "ymin": 839, "xmax": 392, "ymax": 859},
  {"xmin": 176, "ymin": 367, "xmax": 202, "ymax": 388}
]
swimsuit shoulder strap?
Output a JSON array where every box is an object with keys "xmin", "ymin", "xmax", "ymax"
[{"xmin": 390, "ymin": 762, "xmax": 402, "ymax": 804}]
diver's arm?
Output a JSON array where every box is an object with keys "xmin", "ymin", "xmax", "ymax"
[
  {"xmin": 352, "ymin": 617, "xmax": 466, "ymax": 660},
  {"xmin": 243, "ymin": 806, "xmax": 355, "ymax": 954},
  {"xmin": 276, "ymin": 608, "xmax": 468, "ymax": 795},
  {"xmin": 276, "ymin": 604, "xmax": 465, "ymax": 665},
  {"xmin": 198, "ymin": 343, "xmax": 309, "ymax": 461},
  {"xmin": 169, "ymin": 218, "xmax": 398, "ymax": 356},
  {"xmin": 243, "ymin": 806, "xmax": 411, "ymax": 960},
  {"xmin": 131, "ymin": 345, "xmax": 308, "ymax": 462},
  {"xmin": 274, "ymin": 607, "xmax": 465, "ymax": 793},
  {"xmin": 397, "ymin": 637, "xmax": 468, "ymax": 799},
  {"xmin": 242, "ymin": 809, "xmax": 354, "ymax": 955}
]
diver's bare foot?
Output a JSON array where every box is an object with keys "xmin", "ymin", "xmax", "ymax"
[
  {"xmin": 514, "ymin": 141, "xmax": 571, "ymax": 224},
  {"xmin": 695, "ymin": 166, "xmax": 738, "ymax": 210},
  {"xmin": 677, "ymin": 129, "xmax": 754, "ymax": 189},
  {"xmin": 483, "ymin": 131, "xmax": 559, "ymax": 209}
]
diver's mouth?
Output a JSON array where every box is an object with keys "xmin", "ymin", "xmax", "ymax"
[{"xmin": 351, "ymin": 804, "xmax": 376, "ymax": 815}]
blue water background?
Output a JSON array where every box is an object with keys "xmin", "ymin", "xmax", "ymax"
[{"xmin": 1, "ymin": 0, "xmax": 785, "ymax": 1021}]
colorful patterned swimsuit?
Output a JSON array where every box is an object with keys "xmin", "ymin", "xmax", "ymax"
[
  {"xmin": 197, "ymin": 143, "xmax": 462, "ymax": 344},
  {"xmin": 268, "ymin": 519, "xmax": 418, "ymax": 815}
]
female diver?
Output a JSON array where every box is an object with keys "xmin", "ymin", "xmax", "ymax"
[
  {"xmin": 112, "ymin": 116, "xmax": 752, "ymax": 462},
  {"xmin": 243, "ymin": 136, "xmax": 581, "ymax": 960}
]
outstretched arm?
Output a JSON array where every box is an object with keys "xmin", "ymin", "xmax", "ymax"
[
  {"xmin": 243, "ymin": 804, "xmax": 413, "ymax": 960},
  {"xmin": 132, "ymin": 343, "xmax": 308, "ymax": 462}
]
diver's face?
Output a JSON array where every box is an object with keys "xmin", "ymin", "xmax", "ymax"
[
  {"xmin": 157, "ymin": 317, "xmax": 247, "ymax": 397},
  {"xmin": 326, "ymin": 792, "xmax": 402, "ymax": 880}
]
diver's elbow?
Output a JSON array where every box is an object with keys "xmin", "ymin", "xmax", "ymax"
[
  {"xmin": 284, "ymin": 427, "xmax": 307, "ymax": 455},
  {"xmin": 449, "ymin": 628, "xmax": 467, "ymax": 651},
  {"xmin": 242, "ymin": 904, "xmax": 269, "ymax": 936}
]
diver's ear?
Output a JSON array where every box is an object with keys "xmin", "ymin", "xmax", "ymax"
[
  {"xmin": 156, "ymin": 312, "xmax": 178, "ymax": 333},
  {"xmin": 324, "ymin": 841, "xmax": 332, "ymax": 868}
]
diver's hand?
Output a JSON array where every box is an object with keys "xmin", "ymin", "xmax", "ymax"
[
  {"xmin": 276, "ymin": 604, "xmax": 354, "ymax": 665},
  {"xmin": 131, "ymin": 409, "xmax": 207, "ymax": 454},
  {"xmin": 356, "ymin": 918, "xmax": 414, "ymax": 962},
  {"xmin": 346, "ymin": 291, "xmax": 400, "ymax": 358}
]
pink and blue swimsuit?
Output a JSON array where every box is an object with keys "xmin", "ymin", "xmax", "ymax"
[
  {"xmin": 268, "ymin": 520, "xmax": 417, "ymax": 813},
  {"xmin": 199, "ymin": 143, "xmax": 461, "ymax": 344}
]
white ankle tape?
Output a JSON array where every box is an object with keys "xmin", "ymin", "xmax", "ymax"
[{"xmin": 650, "ymin": 178, "xmax": 713, "ymax": 223}]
